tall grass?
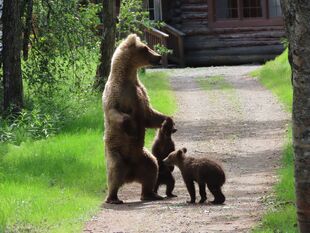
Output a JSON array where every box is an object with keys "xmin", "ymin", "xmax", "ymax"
[
  {"xmin": 0, "ymin": 71, "xmax": 176, "ymax": 233},
  {"xmin": 252, "ymin": 49, "xmax": 297, "ymax": 232}
]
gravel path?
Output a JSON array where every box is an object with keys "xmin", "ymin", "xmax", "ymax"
[{"xmin": 84, "ymin": 66, "xmax": 289, "ymax": 233}]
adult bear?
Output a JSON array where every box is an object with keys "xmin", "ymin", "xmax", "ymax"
[{"xmin": 103, "ymin": 34, "xmax": 169, "ymax": 204}]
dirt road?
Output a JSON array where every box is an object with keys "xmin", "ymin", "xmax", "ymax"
[{"xmin": 84, "ymin": 66, "xmax": 289, "ymax": 233}]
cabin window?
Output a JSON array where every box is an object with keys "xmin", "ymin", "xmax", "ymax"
[
  {"xmin": 148, "ymin": 0, "xmax": 162, "ymax": 21},
  {"xmin": 216, "ymin": 0, "xmax": 264, "ymax": 19},
  {"xmin": 243, "ymin": 0, "xmax": 263, "ymax": 18},
  {"xmin": 215, "ymin": 0, "xmax": 282, "ymax": 19},
  {"xmin": 268, "ymin": 0, "xmax": 282, "ymax": 17},
  {"xmin": 209, "ymin": 0, "xmax": 283, "ymax": 27},
  {"xmin": 216, "ymin": 0, "xmax": 239, "ymax": 19}
]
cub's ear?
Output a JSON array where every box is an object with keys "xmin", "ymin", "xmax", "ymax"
[
  {"xmin": 124, "ymin": 34, "xmax": 138, "ymax": 48},
  {"xmin": 182, "ymin": 147, "xmax": 187, "ymax": 154},
  {"xmin": 177, "ymin": 149, "xmax": 184, "ymax": 159},
  {"xmin": 166, "ymin": 117, "xmax": 173, "ymax": 124}
]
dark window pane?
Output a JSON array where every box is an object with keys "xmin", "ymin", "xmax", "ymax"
[
  {"xmin": 216, "ymin": 0, "xmax": 239, "ymax": 19},
  {"xmin": 269, "ymin": 0, "xmax": 282, "ymax": 17},
  {"xmin": 149, "ymin": 10, "xmax": 154, "ymax": 20},
  {"xmin": 149, "ymin": 0, "xmax": 154, "ymax": 8},
  {"xmin": 243, "ymin": 0, "xmax": 262, "ymax": 18}
]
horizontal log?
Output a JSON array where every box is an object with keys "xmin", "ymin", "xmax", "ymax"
[
  {"xmin": 183, "ymin": 26, "xmax": 285, "ymax": 36},
  {"xmin": 185, "ymin": 54, "xmax": 281, "ymax": 66},
  {"xmin": 181, "ymin": 3, "xmax": 208, "ymax": 12},
  {"xmin": 184, "ymin": 29, "xmax": 285, "ymax": 37},
  {"xmin": 182, "ymin": 12, "xmax": 208, "ymax": 20},
  {"xmin": 185, "ymin": 45, "xmax": 284, "ymax": 57},
  {"xmin": 183, "ymin": 0, "xmax": 207, "ymax": 4},
  {"xmin": 185, "ymin": 39, "xmax": 282, "ymax": 50}
]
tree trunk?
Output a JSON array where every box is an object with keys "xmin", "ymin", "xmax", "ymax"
[
  {"xmin": 23, "ymin": 0, "xmax": 33, "ymax": 61},
  {"xmin": 281, "ymin": 1, "xmax": 310, "ymax": 232},
  {"xmin": 94, "ymin": 0, "xmax": 116, "ymax": 92},
  {"xmin": 2, "ymin": 0, "xmax": 23, "ymax": 114}
]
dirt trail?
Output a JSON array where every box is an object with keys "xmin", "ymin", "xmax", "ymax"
[{"xmin": 84, "ymin": 66, "xmax": 289, "ymax": 233}]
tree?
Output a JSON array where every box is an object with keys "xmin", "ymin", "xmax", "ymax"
[
  {"xmin": 281, "ymin": 1, "xmax": 310, "ymax": 232},
  {"xmin": 2, "ymin": 0, "xmax": 23, "ymax": 114},
  {"xmin": 94, "ymin": 0, "xmax": 116, "ymax": 91}
]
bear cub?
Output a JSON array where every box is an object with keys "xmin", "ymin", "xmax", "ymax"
[
  {"xmin": 152, "ymin": 117, "xmax": 177, "ymax": 197},
  {"xmin": 163, "ymin": 148, "xmax": 226, "ymax": 204}
]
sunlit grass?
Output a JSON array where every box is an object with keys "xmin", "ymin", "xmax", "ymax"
[
  {"xmin": 0, "ymin": 71, "xmax": 176, "ymax": 232},
  {"xmin": 251, "ymin": 49, "xmax": 297, "ymax": 233}
]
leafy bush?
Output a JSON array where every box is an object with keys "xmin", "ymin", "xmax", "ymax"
[
  {"xmin": 0, "ymin": 109, "xmax": 61, "ymax": 144},
  {"xmin": 117, "ymin": 0, "xmax": 150, "ymax": 40}
]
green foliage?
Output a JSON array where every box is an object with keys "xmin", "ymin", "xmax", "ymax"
[
  {"xmin": 251, "ymin": 49, "xmax": 292, "ymax": 111},
  {"xmin": 0, "ymin": 109, "xmax": 60, "ymax": 144},
  {"xmin": 23, "ymin": 0, "xmax": 100, "ymax": 97},
  {"xmin": 117, "ymin": 0, "xmax": 148, "ymax": 39},
  {"xmin": 154, "ymin": 44, "xmax": 173, "ymax": 56},
  {"xmin": 116, "ymin": 0, "xmax": 163, "ymax": 41},
  {"xmin": 251, "ymin": 50, "xmax": 297, "ymax": 233},
  {"xmin": 0, "ymin": 71, "xmax": 176, "ymax": 232}
]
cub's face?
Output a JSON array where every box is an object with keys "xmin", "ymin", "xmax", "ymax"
[
  {"xmin": 124, "ymin": 34, "xmax": 162, "ymax": 68},
  {"xmin": 162, "ymin": 117, "xmax": 177, "ymax": 136},
  {"xmin": 163, "ymin": 148, "xmax": 187, "ymax": 166}
]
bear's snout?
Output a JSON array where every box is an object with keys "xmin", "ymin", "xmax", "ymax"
[{"xmin": 150, "ymin": 55, "xmax": 162, "ymax": 66}]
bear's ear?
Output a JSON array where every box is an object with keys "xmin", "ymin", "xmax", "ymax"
[
  {"xmin": 182, "ymin": 147, "xmax": 187, "ymax": 154},
  {"xmin": 124, "ymin": 34, "xmax": 139, "ymax": 48}
]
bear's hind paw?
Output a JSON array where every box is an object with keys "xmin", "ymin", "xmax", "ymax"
[
  {"xmin": 141, "ymin": 193, "xmax": 164, "ymax": 201},
  {"xmin": 105, "ymin": 198, "xmax": 124, "ymax": 204}
]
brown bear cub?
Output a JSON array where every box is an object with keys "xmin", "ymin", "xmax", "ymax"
[
  {"xmin": 163, "ymin": 148, "xmax": 226, "ymax": 204},
  {"xmin": 152, "ymin": 117, "xmax": 177, "ymax": 198}
]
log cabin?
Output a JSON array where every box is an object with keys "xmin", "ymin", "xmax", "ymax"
[{"xmin": 141, "ymin": 0, "xmax": 285, "ymax": 67}]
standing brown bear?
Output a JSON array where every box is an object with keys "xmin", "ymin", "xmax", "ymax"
[
  {"xmin": 103, "ymin": 34, "xmax": 169, "ymax": 204},
  {"xmin": 152, "ymin": 117, "xmax": 177, "ymax": 197},
  {"xmin": 163, "ymin": 148, "xmax": 226, "ymax": 204}
]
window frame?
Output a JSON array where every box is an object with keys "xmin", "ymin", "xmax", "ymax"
[
  {"xmin": 148, "ymin": 0, "xmax": 162, "ymax": 21},
  {"xmin": 207, "ymin": 0, "xmax": 283, "ymax": 29}
]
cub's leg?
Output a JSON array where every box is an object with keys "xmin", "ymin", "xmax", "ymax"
[
  {"xmin": 208, "ymin": 184, "xmax": 225, "ymax": 204},
  {"xmin": 154, "ymin": 176, "xmax": 161, "ymax": 194},
  {"xmin": 165, "ymin": 171, "xmax": 177, "ymax": 198},
  {"xmin": 137, "ymin": 149, "xmax": 164, "ymax": 201},
  {"xmin": 184, "ymin": 177, "xmax": 196, "ymax": 203},
  {"xmin": 198, "ymin": 183, "xmax": 207, "ymax": 203}
]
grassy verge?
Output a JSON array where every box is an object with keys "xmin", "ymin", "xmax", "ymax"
[
  {"xmin": 251, "ymin": 49, "xmax": 297, "ymax": 232},
  {"xmin": 0, "ymin": 71, "xmax": 176, "ymax": 233}
]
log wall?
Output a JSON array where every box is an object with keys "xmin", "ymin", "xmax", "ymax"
[{"xmin": 166, "ymin": 0, "xmax": 285, "ymax": 66}]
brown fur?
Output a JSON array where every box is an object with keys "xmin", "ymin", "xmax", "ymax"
[
  {"xmin": 163, "ymin": 148, "xmax": 226, "ymax": 204},
  {"xmin": 103, "ymin": 34, "xmax": 168, "ymax": 204},
  {"xmin": 152, "ymin": 117, "xmax": 177, "ymax": 197}
]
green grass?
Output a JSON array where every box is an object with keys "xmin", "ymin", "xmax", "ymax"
[
  {"xmin": 251, "ymin": 49, "xmax": 292, "ymax": 111},
  {"xmin": 0, "ymin": 71, "xmax": 176, "ymax": 233},
  {"xmin": 252, "ymin": 49, "xmax": 297, "ymax": 232}
]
